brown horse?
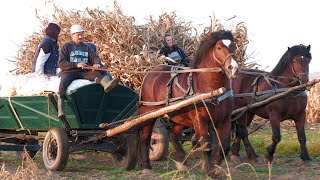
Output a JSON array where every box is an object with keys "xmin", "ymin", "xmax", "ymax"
[
  {"xmin": 135, "ymin": 30, "xmax": 239, "ymax": 176},
  {"xmin": 231, "ymin": 44, "xmax": 312, "ymax": 164}
]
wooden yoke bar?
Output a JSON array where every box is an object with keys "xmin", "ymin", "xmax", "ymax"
[{"xmin": 105, "ymin": 87, "xmax": 226, "ymax": 137}]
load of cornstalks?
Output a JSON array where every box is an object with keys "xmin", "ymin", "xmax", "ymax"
[
  {"xmin": 12, "ymin": 2, "xmax": 249, "ymax": 91},
  {"xmin": 306, "ymin": 82, "xmax": 320, "ymax": 123},
  {"xmin": 9, "ymin": 2, "xmax": 319, "ymax": 122}
]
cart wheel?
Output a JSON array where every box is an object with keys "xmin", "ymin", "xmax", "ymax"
[
  {"xmin": 15, "ymin": 131, "xmax": 39, "ymax": 160},
  {"xmin": 149, "ymin": 120, "xmax": 169, "ymax": 161},
  {"xmin": 42, "ymin": 128, "xmax": 69, "ymax": 171},
  {"xmin": 112, "ymin": 132, "xmax": 138, "ymax": 170}
]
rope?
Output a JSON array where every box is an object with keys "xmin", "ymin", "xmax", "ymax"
[
  {"xmin": 2, "ymin": 97, "xmax": 60, "ymax": 122},
  {"xmin": 7, "ymin": 96, "xmax": 25, "ymax": 130}
]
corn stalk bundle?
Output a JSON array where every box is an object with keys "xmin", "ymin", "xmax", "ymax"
[
  {"xmin": 12, "ymin": 2, "xmax": 249, "ymax": 91},
  {"xmin": 306, "ymin": 83, "xmax": 320, "ymax": 123}
]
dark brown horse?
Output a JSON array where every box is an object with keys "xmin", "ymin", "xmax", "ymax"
[
  {"xmin": 135, "ymin": 30, "xmax": 239, "ymax": 176},
  {"xmin": 231, "ymin": 44, "xmax": 312, "ymax": 164}
]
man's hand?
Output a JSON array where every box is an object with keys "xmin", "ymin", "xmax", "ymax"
[
  {"xmin": 77, "ymin": 63, "xmax": 87, "ymax": 69},
  {"xmin": 93, "ymin": 64, "xmax": 101, "ymax": 68}
]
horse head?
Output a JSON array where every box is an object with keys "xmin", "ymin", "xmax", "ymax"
[
  {"xmin": 289, "ymin": 44, "xmax": 311, "ymax": 84},
  {"xmin": 213, "ymin": 38, "xmax": 239, "ymax": 79},
  {"xmin": 193, "ymin": 30, "xmax": 239, "ymax": 80},
  {"xmin": 271, "ymin": 44, "xmax": 311, "ymax": 85}
]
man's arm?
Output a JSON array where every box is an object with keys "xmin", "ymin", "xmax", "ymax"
[
  {"xmin": 87, "ymin": 46, "xmax": 103, "ymax": 67},
  {"xmin": 34, "ymin": 42, "xmax": 51, "ymax": 75}
]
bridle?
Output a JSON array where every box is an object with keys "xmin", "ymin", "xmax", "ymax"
[
  {"xmin": 291, "ymin": 55, "xmax": 309, "ymax": 84},
  {"xmin": 212, "ymin": 44, "xmax": 237, "ymax": 78}
]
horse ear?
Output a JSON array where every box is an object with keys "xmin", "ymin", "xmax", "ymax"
[
  {"xmin": 287, "ymin": 47, "xmax": 290, "ymax": 51},
  {"xmin": 307, "ymin": 45, "xmax": 311, "ymax": 51}
]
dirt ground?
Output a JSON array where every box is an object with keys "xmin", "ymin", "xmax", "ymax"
[
  {"xmin": 1, "ymin": 149, "xmax": 320, "ymax": 180},
  {"xmin": 1, "ymin": 123, "xmax": 320, "ymax": 179}
]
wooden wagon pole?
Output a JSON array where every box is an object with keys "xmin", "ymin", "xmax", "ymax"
[
  {"xmin": 105, "ymin": 87, "xmax": 226, "ymax": 137},
  {"xmin": 232, "ymin": 79, "xmax": 320, "ymax": 116}
]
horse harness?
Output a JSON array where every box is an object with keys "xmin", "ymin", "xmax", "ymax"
[
  {"xmin": 138, "ymin": 66, "xmax": 233, "ymax": 106},
  {"xmin": 234, "ymin": 70, "xmax": 306, "ymax": 101}
]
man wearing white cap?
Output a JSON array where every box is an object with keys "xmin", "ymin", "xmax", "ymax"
[{"xmin": 57, "ymin": 24, "xmax": 119, "ymax": 118}]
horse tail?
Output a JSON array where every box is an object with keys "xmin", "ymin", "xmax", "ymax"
[{"xmin": 231, "ymin": 120, "xmax": 237, "ymax": 140}]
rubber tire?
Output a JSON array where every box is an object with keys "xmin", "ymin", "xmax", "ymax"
[
  {"xmin": 149, "ymin": 120, "xmax": 169, "ymax": 161},
  {"xmin": 111, "ymin": 133, "xmax": 137, "ymax": 170},
  {"xmin": 42, "ymin": 128, "xmax": 69, "ymax": 171}
]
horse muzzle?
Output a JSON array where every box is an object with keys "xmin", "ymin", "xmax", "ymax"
[
  {"xmin": 225, "ymin": 59, "xmax": 239, "ymax": 79},
  {"xmin": 298, "ymin": 74, "xmax": 309, "ymax": 84}
]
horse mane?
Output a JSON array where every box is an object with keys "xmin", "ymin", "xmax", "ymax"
[
  {"xmin": 270, "ymin": 44, "xmax": 311, "ymax": 76},
  {"xmin": 191, "ymin": 30, "xmax": 234, "ymax": 68}
]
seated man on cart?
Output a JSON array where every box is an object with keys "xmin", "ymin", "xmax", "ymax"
[{"xmin": 57, "ymin": 24, "xmax": 119, "ymax": 118}]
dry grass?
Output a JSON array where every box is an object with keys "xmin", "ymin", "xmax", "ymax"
[{"xmin": 0, "ymin": 152, "xmax": 39, "ymax": 180}]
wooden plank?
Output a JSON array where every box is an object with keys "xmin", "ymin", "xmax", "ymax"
[
  {"xmin": 232, "ymin": 79, "xmax": 320, "ymax": 116},
  {"xmin": 105, "ymin": 87, "xmax": 226, "ymax": 137}
]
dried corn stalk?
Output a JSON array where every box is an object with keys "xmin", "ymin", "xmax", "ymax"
[
  {"xmin": 12, "ymin": 2, "xmax": 249, "ymax": 91},
  {"xmin": 306, "ymin": 83, "xmax": 320, "ymax": 123}
]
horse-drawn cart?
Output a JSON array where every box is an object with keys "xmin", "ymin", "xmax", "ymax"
[
  {"xmin": 0, "ymin": 81, "xmax": 226, "ymax": 171},
  {"xmin": 0, "ymin": 83, "xmax": 139, "ymax": 171}
]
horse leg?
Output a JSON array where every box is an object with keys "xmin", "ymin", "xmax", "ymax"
[
  {"xmin": 193, "ymin": 125, "xmax": 213, "ymax": 175},
  {"xmin": 241, "ymin": 113, "xmax": 260, "ymax": 163},
  {"xmin": 230, "ymin": 120, "xmax": 243, "ymax": 162},
  {"xmin": 264, "ymin": 115, "xmax": 281, "ymax": 164},
  {"xmin": 211, "ymin": 120, "xmax": 231, "ymax": 166},
  {"xmin": 294, "ymin": 114, "xmax": 312, "ymax": 164},
  {"xmin": 137, "ymin": 118, "xmax": 156, "ymax": 173},
  {"xmin": 168, "ymin": 124, "xmax": 188, "ymax": 171}
]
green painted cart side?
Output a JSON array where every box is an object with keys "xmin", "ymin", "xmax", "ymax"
[{"xmin": 0, "ymin": 83, "xmax": 139, "ymax": 130}]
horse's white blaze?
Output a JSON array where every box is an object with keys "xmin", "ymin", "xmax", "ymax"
[
  {"xmin": 222, "ymin": 39, "xmax": 231, "ymax": 47},
  {"xmin": 231, "ymin": 58, "xmax": 238, "ymax": 77}
]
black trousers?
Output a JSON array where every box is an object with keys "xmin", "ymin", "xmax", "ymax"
[{"xmin": 58, "ymin": 70, "xmax": 104, "ymax": 99}]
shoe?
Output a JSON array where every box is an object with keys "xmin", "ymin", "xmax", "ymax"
[{"xmin": 100, "ymin": 77, "xmax": 119, "ymax": 93}]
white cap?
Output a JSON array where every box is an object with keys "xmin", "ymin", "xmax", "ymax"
[{"xmin": 70, "ymin": 24, "xmax": 85, "ymax": 34}]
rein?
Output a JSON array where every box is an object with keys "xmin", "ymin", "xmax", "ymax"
[
  {"xmin": 239, "ymin": 69, "xmax": 304, "ymax": 87},
  {"xmin": 212, "ymin": 51, "xmax": 236, "ymax": 76},
  {"xmin": 82, "ymin": 66, "xmax": 223, "ymax": 74}
]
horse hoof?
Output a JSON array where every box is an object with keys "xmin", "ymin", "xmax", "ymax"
[
  {"xmin": 142, "ymin": 169, "xmax": 152, "ymax": 174},
  {"xmin": 303, "ymin": 160, "xmax": 315, "ymax": 166},
  {"xmin": 263, "ymin": 157, "xmax": 272, "ymax": 165},
  {"xmin": 230, "ymin": 155, "xmax": 241, "ymax": 163},
  {"xmin": 254, "ymin": 157, "xmax": 264, "ymax": 164},
  {"xmin": 198, "ymin": 159, "xmax": 207, "ymax": 172},
  {"xmin": 175, "ymin": 162, "xmax": 188, "ymax": 172},
  {"xmin": 208, "ymin": 167, "xmax": 225, "ymax": 179}
]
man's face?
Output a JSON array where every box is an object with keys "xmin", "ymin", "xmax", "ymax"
[
  {"xmin": 71, "ymin": 32, "xmax": 84, "ymax": 44},
  {"xmin": 165, "ymin": 36, "xmax": 173, "ymax": 47}
]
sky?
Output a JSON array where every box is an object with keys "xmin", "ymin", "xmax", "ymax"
[{"xmin": 0, "ymin": 0, "xmax": 318, "ymax": 76}]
